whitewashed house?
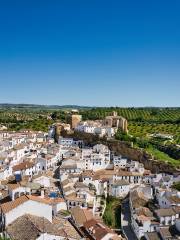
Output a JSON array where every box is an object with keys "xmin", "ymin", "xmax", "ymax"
[
  {"xmin": 37, "ymin": 154, "xmax": 58, "ymax": 171},
  {"xmin": 13, "ymin": 161, "xmax": 36, "ymax": 177},
  {"xmin": 7, "ymin": 183, "xmax": 31, "ymax": 200},
  {"xmin": 111, "ymin": 180, "xmax": 130, "ymax": 198},
  {"xmin": 33, "ymin": 175, "xmax": 52, "ymax": 188},
  {"xmin": 131, "ymin": 207, "xmax": 158, "ymax": 239},
  {"xmin": 0, "ymin": 166, "xmax": 13, "ymax": 180},
  {"xmin": 113, "ymin": 171, "xmax": 142, "ymax": 185},
  {"xmin": 0, "ymin": 195, "xmax": 53, "ymax": 230},
  {"xmin": 155, "ymin": 208, "xmax": 177, "ymax": 226},
  {"xmin": 113, "ymin": 156, "xmax": 127, "ymax": 168},
  {"xmin": 156, "ymin": 189, "xmax": 180, "ymax": 209},
  {"xmin": 82, "ymin": 144, "xmax": 111, "ymax": 172},
  {"xmin": 81, "ymin": 170, "xmax": 94, "ymax": 186},
  {"xmin": 5, "ymin": 214, "xmax": 66, "ymax": 240}
]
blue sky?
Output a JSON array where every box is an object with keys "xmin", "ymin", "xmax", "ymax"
[{"xmin": 0, "ymin": 0, "xmax": 180, "ymax": 107}]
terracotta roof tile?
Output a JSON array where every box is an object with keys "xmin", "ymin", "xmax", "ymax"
[
  {"xmin": 7, "ymin": 183, "xmax": 21, "ymax": 191},
  {"xmin": 1, "ymin": 195, "xmax": 65, "ymax": 214},
  {"xmin": 6, "ymin": 214, "xmax": 62, "ymax": 240},
  {"xmin": 13, "ymin": 161, "xmax": 35, "ymax": 171},
  {"xmin": 155, "ymin": 208, "xmax": 176, "ymax": 217},
  {"xmin": 71, "ymin": 206, "xmax": 93, "ymax": 226},
  {"xmin": 1, "ymin": 195, "xmax": 29, "ymax": 214},
  {"xmin": 28, "ymin": 195, "xmax": 65, "ymax": 205}
]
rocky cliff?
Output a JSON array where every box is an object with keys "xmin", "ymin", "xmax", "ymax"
[{"xmin": 57, "ymin": 131, "xmax": 179, "ymax": 174}]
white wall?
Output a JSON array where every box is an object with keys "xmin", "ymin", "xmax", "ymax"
[
  {"xmin": 37, "ymin": 233, "xmax": 65, "ymax": 240},
  {"xmin": 34, "ymin": 176, "xmax": 51, "ymax": 188},
  {"xmin": 159, "ymin": 215, "xmax": 176, "ymax": 226},
  {"xmin": 9, "ymin": 186, "xmax": 31, "ymax": 200},
  {"xmin": 53, "ymin": 202, "xmax": 67, "ymax": 215},
  {"xmin": 158, "ymin": 196, "xmax": 171, "ymax": 209},
  {"xmin": 132, "ymin": 217, "xmax": 152, "ymax": 239},
  {"xmin": 112, "ymin": 185, "xmax": 130, "ymax": 198},
  {"xmin": 4, "ymin": 200, "xmax": 52, "ymax": 226},
  {"xmin": 82, "ymin": 177, "xmax": 93, "ymax": 186},
  {"xmin": 101, "ymin": 233, "xmax": 115, "ymax": 240}
]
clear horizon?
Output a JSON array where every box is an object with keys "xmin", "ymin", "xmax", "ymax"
[
  {"xmin": 0, "ymin": 1, "xmax": 180, "ymax": 107},
  {"xmin": 0, "ymin": 102, "xmax": 180, "ymax": 108}
]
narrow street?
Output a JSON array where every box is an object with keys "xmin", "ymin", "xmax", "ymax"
[
  {"xmin": 55, "ymin": 165, "xmax": 91, "ymax": 239},
  {"xmin": 121, "ymin": 199, "xmax": 137, "ymax": 240}
]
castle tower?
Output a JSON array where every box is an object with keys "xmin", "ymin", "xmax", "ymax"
[{"xmin": 67, "ymin": 114, "xmax": 82, "ymax": 129}]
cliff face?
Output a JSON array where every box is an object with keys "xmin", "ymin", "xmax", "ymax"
[
  {"xmin": 107, "ymin": 141, "xmax": 178, "ymax": 174},
  {"xmin": 56, "ymin": 131, "xmax": 179, "ymax": 174}
]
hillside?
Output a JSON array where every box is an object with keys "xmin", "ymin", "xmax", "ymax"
[
  {"xmin": 80, "ymin": 107, "xmax": 180, "ymax": 143},
  {"xmin": 0, "ymin": 106, "xmax": 179, "ymax": 169}
]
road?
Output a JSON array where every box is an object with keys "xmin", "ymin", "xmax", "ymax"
[{"xmin": 121, "ymin": 199, "xmax": 137, "ymax": 240}]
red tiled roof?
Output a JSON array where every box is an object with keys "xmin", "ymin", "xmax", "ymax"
[
  {"xmin": 1, "ymin": 195, "xmax": 65, "ymax": 214},
  {"xmin": 1, "ymin": 195, "xmax": 29, "ymax": 214},
  {"xmin": 13, "ymin": 161, "xmax": 35, "ymax": 171},
  {"xmin": 7, "ymin": 183, "xmax": 21, "ymax": 191}
]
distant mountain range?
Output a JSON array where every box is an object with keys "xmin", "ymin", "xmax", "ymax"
[
  {"xmin": 0, "ymin": 103, "xmax": 179, "ymax": 110},
  {"xmin": 0, "ymin": 103, "xmax": 92, "ymax": 110}
]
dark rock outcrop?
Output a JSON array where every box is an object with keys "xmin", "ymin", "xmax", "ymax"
[{"xmin": 56, "ymin": 131, "xmax": 179, "ymax": 174}]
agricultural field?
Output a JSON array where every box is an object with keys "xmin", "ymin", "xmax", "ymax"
[
  {"xmin": 83, "ymin": 107, "xmax": 180, "ymax": 168},
  {"xmin": 81, "ymin": 107, "xmax": 180, "ymax": 144},
  {"xmin": 0, "ymin": 106, "xmax": 179, "ymax": 167},
  {"xmin": 81, "ymin": 107, "xmax": 180, "ymax": 123},
  {"xmin": 0, "ymin": 109, "xmax": 52, "ymax": 131},
  {"xmin": 128, "ymin": 122, "xmax": 180, "ymax": 143}
]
